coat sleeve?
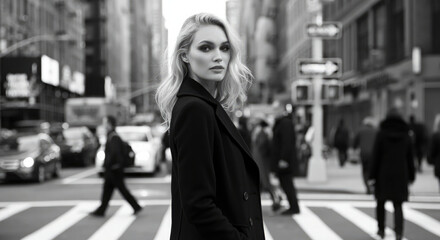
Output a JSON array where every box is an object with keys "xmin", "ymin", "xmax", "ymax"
[
  {"xmin": 173, "ymin": 100, "xmax": 245, "ymax": 240},
  {"xmin": 368, "ymin": 132, "xmax": 381, "ymax": 180},
  {"xmin": 406, "ymin": 134, "xmax": 416, "ymax": 183}
]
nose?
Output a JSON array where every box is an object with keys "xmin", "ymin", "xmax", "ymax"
[{"xmin": 213, "ymin": 49, "xmax": 222, "ymax": 63}]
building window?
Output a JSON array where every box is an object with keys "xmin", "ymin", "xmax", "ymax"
[
  {"xmin": 387, "ymin": 0, "xmax": 404, "ymax": 63},
  {"xmin": 357, "ymin": 13, "xmax": 369, "ymax": 72},
  {"xmin": 372, "ymin": 2, "xmax": 386, "ymax": 68},
  {"xmin": 433, "ymin": 0, "xmax": 440, "ymax": 53}
]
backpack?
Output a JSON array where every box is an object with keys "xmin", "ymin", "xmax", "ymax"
[{"xmin": 109, "ymin": 132, "xmax": 135, "ymax": 167}]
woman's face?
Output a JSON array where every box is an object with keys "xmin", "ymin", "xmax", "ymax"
[{"xmin": 185, "ymin": 25, "xmax": 231, "ymax": 84}]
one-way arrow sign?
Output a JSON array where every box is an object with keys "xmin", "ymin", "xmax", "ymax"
[
  {"xmin": 297, "ymin": 58, "xmax": 342, "ymax": 78},
  {"xmin": 306, "ymin": 22, "xmax": 342, "ymax": 39}
]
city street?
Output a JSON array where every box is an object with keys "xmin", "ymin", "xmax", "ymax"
[{"xmin": 1, "ymin": 162, "xmax": 439, "ymax": 240}]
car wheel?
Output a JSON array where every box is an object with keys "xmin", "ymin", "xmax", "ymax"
[
  {"xmin": 34, "ymin": 166, "xmax": 45, "ymax": 183},
  {"xmin": 53, "ymin": 162, "xmax": 62, "ymax": 178}
]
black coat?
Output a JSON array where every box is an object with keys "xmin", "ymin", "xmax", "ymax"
[
  {"xmin": 272, "ymin": 115, "xmax": 297, "ymax": 174},
  {"xmin": 369, "ymin": 116, "xmax": 416, "ymax": 201},
  {"xmin": 169, "ymin": 77, "xmax": 265, "ymax": 240},
  {"xmin": 428, "ymin": 132, "xmax": 440, "ymax": 178},
  {"xmin": 103, "ymin": 131, "xmax": 125, "ymax": 171}
]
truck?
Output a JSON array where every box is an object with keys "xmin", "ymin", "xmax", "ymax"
[{"xmin": 65, "ymin": 97, "xmax": 129, "ymax": 130}]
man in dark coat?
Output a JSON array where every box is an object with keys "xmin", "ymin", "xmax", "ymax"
[
  {"xmin": 353, "ymin": 117, "xmax": 377, "ymax": 194},
  {"xmin": 91, "ymin": 116, "xmax": 142, "ymax": 216},
  {"xmin": 272, "ymin": 112, "xmax": 300, "ymax": 215},
  {"xmin": 333, "ymin": 118, "xmax": 350, "ymax": 167},
  {"xmin": 409, "ymin": 115, "xmax": 427, "ymax": 172},
  {"xmin": 169, "ymin": 77, "xmax": 265, "ymax": 240},
  {"xmin": 369, "ymin": 108, "xmax": 415, "ymax": 240}
]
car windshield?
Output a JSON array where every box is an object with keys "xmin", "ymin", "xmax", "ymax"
[
  {"xmin": 0, "ymin": 135, "xmax": 40, "ymax": 157},
  {"xmin": 116, "ymin": 129, "xmax": 149, "ymax": 142}
]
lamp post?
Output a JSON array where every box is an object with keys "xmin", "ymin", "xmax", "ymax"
[{"xmin": 0, "ymin": 33, "xmax": 75, "ymax": 129}]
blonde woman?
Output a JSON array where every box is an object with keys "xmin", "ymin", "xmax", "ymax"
[{"xmin": 156, "ymin": 13, "xmax": 265, "ymax": 240}]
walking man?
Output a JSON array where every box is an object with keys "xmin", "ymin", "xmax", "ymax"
[
  {"xmin": 91, "ymin": 115, "xmax": 142, "ymax": 216},
  {"xmin": 272, "ymin": 111, "xmax": 300, "ymax": 215}
]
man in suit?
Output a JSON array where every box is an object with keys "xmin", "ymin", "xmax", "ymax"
[
  {"xmin": 91, "ymin": 115, "xmax": 142, "ymax": 216},
  {"xmin": 272, "ymin": 111, "xmax": 300, "ymax": 215}
]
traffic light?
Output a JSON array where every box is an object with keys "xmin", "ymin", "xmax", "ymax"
[
  {"xmin": 322, "ymin": 80, "xmax": 343, "ymax": 102},
  {"xmin": 291, "ymin": 80, "xmax": 312, "ymax": 103}
]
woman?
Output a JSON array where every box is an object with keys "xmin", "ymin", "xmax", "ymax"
[
  {"xmin": 369, "ymin": 108, "xmax": 415, "ymax": 240},
  {"xmin": 428, "ymin": 114, "xmax": 440, "ymax": 191},
  {"xmin": 156, "ymin": 13, "xmax": 265, "ymax": 240}
]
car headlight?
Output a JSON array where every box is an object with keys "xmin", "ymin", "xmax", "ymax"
[
  {"xmin": 21, "ymin": 157, "xmax": 35, "ymax": 168},
  {"xmin": 97, "ymin": 150, "xmax": 105, "ymax": 161}
]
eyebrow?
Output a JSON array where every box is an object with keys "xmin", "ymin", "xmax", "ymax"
[{"xmin": 197, "ymin": 40, "xmax": 230, "ymax": 45}]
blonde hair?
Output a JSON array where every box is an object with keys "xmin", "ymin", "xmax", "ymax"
[{"xmin": 155, "ymin": 13, "xmax": 252, "ymax": 129}]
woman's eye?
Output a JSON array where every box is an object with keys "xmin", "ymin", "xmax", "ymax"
[
  {"xmin": 199, "ymin": 45, "xmax": 211, "ymax": 52},
  {"xmin": 220, "ymin": 45, "xmax": 230, "ymax": 52}
]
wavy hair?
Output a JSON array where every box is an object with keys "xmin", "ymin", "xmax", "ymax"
[{"xmin": 155, "ymin": 13, "xmax": 253, "ymax": 129}]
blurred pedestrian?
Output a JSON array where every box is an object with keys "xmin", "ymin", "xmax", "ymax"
[
  {"xmin": 91, "ymin": 116, "xmax": 142, "ymax": 217},
  {"xmin": 238, "ymin": 116, "xmax": 252, "ymax": 149},
  {"xmin": 428, "ymin": 114, "xmax": 440, "ymax": 192},
  {"xmin": 368, "ymin": 108, "xmax": 416, "ymax": 240},
  {"xmin": 409, "ymin": 115, "xmax": 428, "ymax": 172},
  {"xmin": 333, "ymin": 118, "xmax": 350, "ymax": 167},
  {"xmin": 155, "ymin": 13, "xmax": 264, "ymax": 239},
  {"xmin": 252, "ymin": 119, "xmax": 281, "ymax": 212},
  {"xmin": 272, "ymin": 111, "xmax": 300, "ymax": 215},
  {"xmin": 353, "ymin": 117, "xmax": 377, "ymax": 194}
]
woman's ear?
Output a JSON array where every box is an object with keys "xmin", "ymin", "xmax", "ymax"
[{"xmin": 181, "ymin": 53, "xmax": 189, "ymax": 63}]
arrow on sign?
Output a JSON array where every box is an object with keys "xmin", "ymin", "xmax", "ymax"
[
  {"xmin": 306, "ymin": 22, "xmax": 342, "ymax": 39},
  {"xmin": 297, "ymin": 58, "xmax": 342, "ymax": 78}
]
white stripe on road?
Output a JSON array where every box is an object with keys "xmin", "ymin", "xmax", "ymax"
[
  {"xmin": 153, "ymin": 205, "xmax": 171, "ymax": 240},
  {"xmin": 331, "ymin": 203, "xmax": 399, "ymax": 240},
  {"xmin": 387, "ymin": 204, "xmax": 440, "ymax": 237},
  {"xmin": 0, "ymin": 203, "xmax": 30, "ymax": 222},
  {"xmin": 263, "ymin": 222, "xmax": 274, "ymax": 240},
  {"xmin": 88, "ymin": 204, "xmax": 137, "ymax": 240},
  {"xmin": 293, "ymin": 204, "xmax": 342, "ymax": 240},
  {"xmin": 0, "ymin": 200, "xmax": 171, "ymax": 207},
  {"xmin": 61, "ymin": 168, "xmax": 98, "ymax": 184},
  {"xmin": 22, "ymin": 203, "xmax": 95, "ymax": 240},
  {"xmin": 62, "ymin": 176, "xmax": 171, "ymax": 185}
]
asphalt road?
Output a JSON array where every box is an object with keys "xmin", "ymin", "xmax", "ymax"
[{"xmin": 1, "ymin": 167, "xmax": 440, "ymax": 240}]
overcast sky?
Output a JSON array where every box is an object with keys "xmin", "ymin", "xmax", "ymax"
[{"xmin": 162, "ymin": 0, "xmax": 228, "ymax": 58}]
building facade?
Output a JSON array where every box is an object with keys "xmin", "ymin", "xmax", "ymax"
[
  {"xmin": 0, "ymin": 0, "xmax": 85, "ymax": 129},
  {"xmin": 324, "ymin": 0, "xmax": 440, "ymax": 134}
]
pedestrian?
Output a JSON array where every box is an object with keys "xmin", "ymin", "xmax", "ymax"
[
  {"xmin": 409, "ymin": 115, "xmax": 428, "ymax": 172},
  {"xmin": 353, "ymin": 116, "xmax": 377, "ymax": 194},
  {"xmin": 333, "ymin": 118, "xmax": 350, "ymax": 167},
  {"xmin": 155, "ymin": 13, "xmax": 264, "ymax": 239},
  {"xmin": 368, "ymin": 108, "xmax": 416, "ymax": 240},
  {"xmin": 252, "ymin": 119, "xmax": 281, "ymax": 212},
  {"xmin": 238, "ymin": 116, "xmax": 252, "ymax": 149},
  {"xmin": 428, "ymin": 114, "xmax": 440, "ymax": 192},
  {"xmin": 90, "ymin": 116, "xmax": 142, "ymax": 217},
  {"xmin": 272, "ymin": 110, "xmax": 300, "ymax": 215}
]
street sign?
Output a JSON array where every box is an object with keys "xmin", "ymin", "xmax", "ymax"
[
  {"xmin": 306, "ymin": 22, "xmax": 342, "ymax": 39},
  {"xmin": 297, "ymin": 58, "xmax": 342, "ymax": 78}
]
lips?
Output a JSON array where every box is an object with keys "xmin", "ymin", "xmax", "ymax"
[{"xmin": 209, "ymin": 66, "xmax": 225, "ymax": 70}]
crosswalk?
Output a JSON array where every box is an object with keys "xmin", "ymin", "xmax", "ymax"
[{"xmin": 0, "ymin": 200, "xmax": 439, "ymax": 240}]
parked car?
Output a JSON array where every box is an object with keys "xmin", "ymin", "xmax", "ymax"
[
  {"xmin": 0, "ymin": 133, "xmax": 61, "ymax": 183},
  {"xmin": 0, "ymin": 128, "xmax": 19, "ymax": 151},
  {"xmin": 52, "ymin": 126, "xmax": 98, "ymax": 167},
  {"xmin": 95, "ymin": 126, "xmax": 162, "ymax": 175}
]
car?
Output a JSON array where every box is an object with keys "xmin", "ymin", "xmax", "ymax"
[
  {"xmin": 95, "ymin": 126, "xmax": 162, "ymax": 175},
  {"xmin": 0, "ymin": 128, "xmax": 19, "ymax": 151},
  {"xmin": 52, "ymin": 126, "xmax": 98, "ymax": 167},
  {"xmin": 0, "ymin": 133, "xmax": 61, "ymax": 183}
]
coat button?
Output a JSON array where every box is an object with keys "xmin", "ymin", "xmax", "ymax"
[
  {"xmin": 243, "ymin": 192, "xmax": 249, "ymax": 201},
  {"xmin": 249, "ymin": 217, "xmax": 253, "ymax": 226}
]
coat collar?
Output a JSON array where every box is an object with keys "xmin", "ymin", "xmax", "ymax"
[{"xmin": 176, "ymin": 76, "xmax": 254, "ymax": 161}]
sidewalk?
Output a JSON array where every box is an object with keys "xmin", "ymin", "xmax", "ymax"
[{"xmin": 293, "ymin": 153, "xmax": 439, "ymax": 196}]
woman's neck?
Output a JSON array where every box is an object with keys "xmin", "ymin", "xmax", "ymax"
[{"xmin": 189, "ymin": 73, "xmax": 218, "ymax": 97}]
